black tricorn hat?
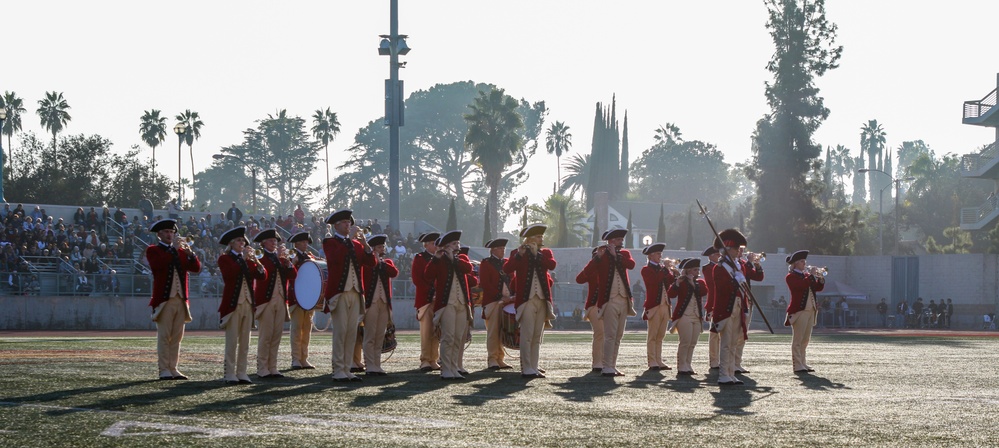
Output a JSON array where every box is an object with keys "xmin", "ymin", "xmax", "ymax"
[
  {"xmin": 642, "ymin": 243, "xmax": 666, "ymax": 255},
  {"xmin": 436, "ymin": 230, "xmax": 462, "ymax": 247},
  {"xmin": 786, "ymin": 250, "xmax": 809, "ymax": 264},
  {"xmin": 253, "ymin": 228, "xmax": 282, "ymax": 243},
  {"xmin": 485, "ymin": 238, "xmax": 508, "ymax": 249},
  {"xmin": 325, "ymin": 209, "xmax": 354, "ymax": 225},
  {"xmin": 520, "ymin": 224, "xmax": 547, "ymax": 238},
  {"xmin": 418, "ymin": 232, "xmax": 441, "ymax": 243},
  {"xmin": 149, "ymin": 219, "xmax": 178, "ymax": 233},
  {"xmin": 367, "ymin": 234, "xmax": 388, "ymax": 247},
  {"xmin": 289, "ymin": 231, "xmax": 313, "ymax": 244},
  {"xmin": 679, "ymin": 258, "xmax": 701, "ymax": 270},
  {"xmin": 713, "ymin": 228, "xmax": 747, "ymax": 249},
  {"xmin": 219, "ymin": 226, "xmax": 248, "ymax": 246},
  {"xmin": 701, "ymin": 246, "xmax": 719, "ymax": 256},
  {"xmin": 458, "ymin": 246, "xmax": 470, "ymax": 256},
  {"xmin": 602, "ymin": 228, "xmax": 628, "ymax": 241}
]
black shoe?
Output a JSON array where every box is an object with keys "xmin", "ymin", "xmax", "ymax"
[
  {"xmin": 172, "ymin": 374, "xmax": 189, "ymax": 380},
  {"xmin": 661, "ymin": 366, "xmax": 672, "ymax": 371},
  {"xmin": 649, "ymin": 366, "xmax": 661, "ymax": 371},
  {"xmin": 678, "ymin": 371, "xmax": 695, "ymax": 376},
  {"xmin": 735, "ymin": 369, "xmax": 750, "ymax": 375},
  {"xmin": 499, "ymin": 365, "xmax": 514, "ymax": 370},
  {"xmin": 709, "ymin": 366, "xmax": 720, "ymax": 370},
  {"xmin": 591, "ymin": 367, "xmax": 603, "ymax": 372},
  {"xmin": 332, "ymin": 377, "xmax": 351, "ymax": 383},
  {"xmin": 522, "ymin": 373, "xmax": 544, "ymax": 379},
  {"xmin": 349, "ymin": 376, "xmax": 363, "ymax": 382},
  {"xmin": 807, "ymin": 368, "xmax": 815, "ymax": 372},
  {"xmin": 159, "ymin": 376, "xmax": 173, "ymax": 381},
  {"xmin": 794, "ymin": 369, "xmax": 808, "ymax": 373},
  {"xmin": 269, "ymin": 373, "xmax": 285, "ymax": 378},
  {"xmin": 350, "ymin": 367, "xmax": 365, "ymax": 373},
  {"xmin": 488, "ymin": 366, "xmax": 501, "ymax": 371},
  {"xmin": 303, "ymin": 365, "xmax": 316, "ymax": 370},
  {"xmin": 458, "ymin": 370, "xmax": 469, "ymax": 376},
  {"xmin": 290, "ymin": 366, "xmax": 304, "ymax": 370},
  {"xmin": 223, "ymin": 380, "xmax": 239, "ymax": 385},
  {"xmin": 601, "ymin": 372, "xmax": 617, "ymax": 377},
  {"xmin": 420, "ymin": 366, "xmax": 432, "ymax": 372},
  {"xmin": 365, "ymin": 371, "xmax": 387, "ymax": 376},
  {"xmin": 238, "ymin": 379, "xmax": 253, "ymax": 384}
]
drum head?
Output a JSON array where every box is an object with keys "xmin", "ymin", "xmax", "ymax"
[
  {"xmin": 295, "ymin": 260, "xmax": 326, "ymax": 310},
  {"xmin": 503, "ymin": 303, "xmax": 516, "ymax": 315}
]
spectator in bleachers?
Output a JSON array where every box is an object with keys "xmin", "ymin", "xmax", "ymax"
[
  {"xmin": 167, "ymin": 199, "xmax": 181, "ymax": 220},
  {"xmin": 86, "ymin": 207, "xmax": 99, "ymax": 230},
  {"xmin": 226, "ymin": 202, "xmax": 242, "ymax": 224},
  {"xmin": 73, "ymin": 207, "xmax": 86, "ymax": 227}
]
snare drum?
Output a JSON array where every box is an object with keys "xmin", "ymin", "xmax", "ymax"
[
  {"xmin": 294, "ymin": 260, "xmax": 328, "ymax": 311},
  {"xmin": 500, "ymin": 303, "xmax": 520, "ymax": 350}
]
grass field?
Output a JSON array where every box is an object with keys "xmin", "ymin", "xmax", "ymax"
[{"xmin": 1, "ymin": 330, "xmax": 998, "ymax": 447}]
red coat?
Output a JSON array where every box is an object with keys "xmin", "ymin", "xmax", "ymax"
[
  {"xmin": 425, "ymin": 253, "xmax": 473, "ymax": 312},
  {"xmin": 146, "ymin": 243, "xmax": 201, "ymax": 309},
  {"xmin": 592, "ymin": 248, "xmax": 636, "ymax": 308},
  {"xmin": 785, "ymin": 270, "xmax": 825, "ymax": 313},
  {"xmin": 710, "ymin": 259, "xmax": 764, "ymax": 333},
  {"xmin": 504, "ymin": 248, "xmax": 557, "ymax": 308},
  {"xmin": 576, "ymin": 257, "xmax": 599, "ymax": 310},
  {"xmin": 287, "ymin": 249, "xmax": 316, "ymax": 308},
  {"xmin": 363, "ymin": 258, "xmax": 399, "ymax": 309},
  {"xmin": 411, "ymin": 251, "xmax": 435, "ymax": 309},
  {"xmin": 641, "ymin": 262, "xmax": 674, "ymax": 312},
  {"xmin": 218, "ymin": 251, "xmax": 265, "ymax": 318},
  {"xmin": 667, "ymin": 278, "xmax": 707, "ymax": 321},
  {"xmin": 254, "ymin": 251, "xmax": 297, "ymax": 306},
  {"xmin": 322, "ymin": 235, "xmax": 376, "ymax": 302},
  {"xmin": 478, "ymin": 256, "xmax": 510, "ymax": 307},
  {"xmin": 702, "ymin": 261, "xmax": 717, "ymax": 314}
]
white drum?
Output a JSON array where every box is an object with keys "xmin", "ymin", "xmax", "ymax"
[{"xmin": 295, "ymin": 260, "xmax": 328, "ymax": 311}]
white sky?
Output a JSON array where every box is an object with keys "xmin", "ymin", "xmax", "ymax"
[{"xmin": 5, "ymin": 1, "xmax": 999, "ymax": 232}]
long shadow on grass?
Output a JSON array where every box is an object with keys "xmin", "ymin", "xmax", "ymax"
[
  {"xmin": 347, "ymin": 369, "xmax": 455, "ymax": 408},
  {"xmin": 551, "ymin": 370, "xmax": 623, "ymax": 402},
  {"xmin": 451, "ymin": 370, "xmax": 533, "ymax": 407},
  {"xmin": 794, "ymin": 372, "xmax": 849, "ymax": 391},
  {"xmin": 707, "ymin": 376, "xmax": 776, "ymax": 417},
  {"xmin": 4, "ymin": 379, "xmax": 157, "ymax": 412}
]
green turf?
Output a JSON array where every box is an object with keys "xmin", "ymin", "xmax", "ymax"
[{"xmin": 1, "ymin": 331, "xmax": 998, "ymax": 447}]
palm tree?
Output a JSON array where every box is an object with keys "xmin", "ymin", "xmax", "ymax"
[
  {"xmin": 653, "ymin": 123, "xmax": 683, "ymax": 146},
  {"xmin": 311, "ymin": 107, "xmax": 341, "ymax": 202},
  {"xmin": 36, "ymin": 91, "xmax": 72, "ymax": 153},
  {"xmin": 861, "ymin": 119, "xmax": 886, "ymax": 201},
  {"xmin": 1, "ymin": 91, "xmax": 26, "ymax": 161},
  {"xmin": 464, "ymin": 88, "xmax": 524, "ymax": 236},
  {"xmin": 175, "ymin": 110, "xmax": 204, "ymax": 200},
  {"xmin": 545, "ymin": 121, "xmax": 572, "ymax": 186},
  {"xmin": 526, "ymin": 193, "xmax": 588, "ymax": 248},
  {"xmin": 559, "ymin": 153, "xmax": 590, "ymax": 200},
  {"xmin": 139, "ymin": 109, "xmax": 167, "ymax": 172}
]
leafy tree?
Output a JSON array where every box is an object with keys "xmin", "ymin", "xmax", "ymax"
[
  {"xmin": 860, "ymin": 119, "xmax": 886, "ymax": 201},
  {"xmin": 559, "ymin": 153, "xmax": 590, "ymax": 200},
  {"xmin": 526, "ymin": 193, "xmax": 588, "ymax": 248},
  {"xmin": 925, "ymin": 227, "xmax": 973, "ymax": 254},
  {"xmin": 175, "ymin": 110, "xmax": 204, "ymax": 201},
  {"xmin": 545, "ymin": 120, "xmax": 573, "ymax": 188},
  {"xmin": 631, "ymin": 124, "xmax": 733, "ymax": 205},
  {"xmin": 465, "ymin": 87, "xmax": 526, "ymax": 237},
  {"xmin": 36, "ymin": 91, "xmax": 71, "ymax": 153},
  {"xmin": 1, "ymin": 91, "xmax": 27, "ymax": 162},
  {"xmin": 311, "ymin": 107, "xmax": 341, "ymax": 203},
  {"xmin": 905, "ymin": 151, "xmax": 990, "ymax": 248},
  {"xmin": 139, "ymin": 109, "xmax": 167, "ymax": 171}
]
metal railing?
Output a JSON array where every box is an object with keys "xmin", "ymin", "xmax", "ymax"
[
  {"xmin": 960, "ymin": 195, "xmax": 999, "ymax": 226},
  {"xmin": 960, "ymin": 142, "xmax": 999, "ymax": 175},
  {"xmin": 964, "ymin": 87, "xmax": 997, "ymax": 120}
]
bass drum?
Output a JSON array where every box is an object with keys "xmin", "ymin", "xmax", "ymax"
[
  {"xmin": 356, "ymin": 321, "xmax": 398, "ymax": 355},
  {"xmin": 294, "ymin": 260, "xmax": 328, "ymax": 311},
  {"xmin": 500, "ymin": 303, "xmax": 520, "ymax": 350}
]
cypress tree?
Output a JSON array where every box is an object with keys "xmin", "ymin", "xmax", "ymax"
[
  {"xmin": 482, "ymin": 202, "xmax": 492, "ymax": 245},
  {"xmin": 625, "ymin": 210, "xmax": 633, "ymax": 249},
  {"xmin": 620, "ymin": 111, "xmax": 630, "ymax": 198},
  {"xmin": 685, "ymin": 207, "xmax": 694, "ymax": 250},
  {"xmin": 586, "ymin": 103, "xmax": 603, "ymax": 208},
  {"xmin": 591, "ymin": 223, "xmax": 600, "ymax": 247},
  {"xmin": 446, "ymin": 197, "xmax": 457, "ymax": 231},
  {"xmin": 657, "ymin": 203, "xmax": 667, "ymax": 244},
  {"xmin": 557, "ymin": 200, "xmax": 569, "ymax": 248}
]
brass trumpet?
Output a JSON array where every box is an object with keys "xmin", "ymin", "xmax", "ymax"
[
  {"xmin": 808, "ymin": 265, "xmax": 828, "ymax": 276},
  {"xmin": 745, "ymin": 251, "xmax": 766, "ymax": 263}
]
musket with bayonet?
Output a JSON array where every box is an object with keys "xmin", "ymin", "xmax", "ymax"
[{"xmin": 695, "ymin": 199, "xmax": 774, "ymax": 334}]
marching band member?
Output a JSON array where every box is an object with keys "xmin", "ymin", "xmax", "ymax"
[
  {"xmin": 217, "ymin": 226, "xmax": 265, "ymax": 384},
  {"xmin": 701, "ymin": 246, "xmax": 721, "ymax": 370},
  {"xmin": 640, "ymin": 242, "xmax": 674, "ymax": 371},
  {"xmin": 710, "ymin": 228, "xmax": 763, "ymax": 385},
  {"xmin": 252, "ymin": 228, "xmax": 296, "ymax": 379},
  {"xmin": 323, "ymin": 209, "xmax": 376, "ymax": 382},
  {"xmin": 361, "ymin": 234, "xmax": 398, "ymax": 376},
  {"xmin": 575, "ymin": 247, "xmax": 603, "ymax": 372},
  {"xmin": 425, "ymin": 230, "xmax": 473, "ymax": 380},
  {"xmin": 784, "ymin": 250, "xmax": 825, "ymax": 373},
  {"xmin": 479, "ymin": 238, "xmax": 514, "ymax": 370},
  {"xmin": 146, "ymin": 219, "xmax": 201, "ymax": 380},
  {"xmin": 734, "ymin": 246, "xmax": 764, "ymax": 375},
  {"xmin": 458, "ymin": 246, "xmax": 476, "ymax": 375},
  {"xmin": 505, "ymin": 224, "xmax": 557, "ymax": 379},
  {"xmin": 288, "ymin": 231, "xmax": 317, "ymax": 370},
  {"xmin": 594, "ymin": 228, "xmax": 636, "ymax": 377},
  {"xmin": 412, "ymin": 232, "xmax": 442, "ymax": 372},
  {"xmin": 667, "ymin": 258, "xmax": 707, "ymax": 375}
]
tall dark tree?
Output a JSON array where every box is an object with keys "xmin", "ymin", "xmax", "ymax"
[
  {"xmin": 139, "ymin": 109, "xmax": 167, "ymax": 171},
  {"xmin": 851, "ymin": 154, "xmax": 866, "ymax": 204},
  {"xmin": 465, "ymin": 87, "xmax": 525, "ymax": 237},
  {"xmin": 446, "ymin": 197, "xmax": 458, "ymax": 231},
  {"xmin": 631, "ymin": 124, "xmax": 734, "ymax": 205},
  {"xmin": 482, "ymin": 202, "xmax": 492, "ymax": 245},
  {"xmin": 1, "ymin": 91, "xmax": 26, "ymax": 162},
  {"xmin": 545, "ymin": 120, "xmax": 572, "ymax": 187},
  {"xmin": 747, "ymin": 0, "xmax": 842, "ymax": 251},
  {"xmin": 311, "ymin": 107, "xmax": 341, "ymax": 205},
  {"xmin": 861, "ymin": 119, "xmax": 886, "ymax": 201},
  {"xmin": 585, "ymin": 96, "xmax": 623, "ymax": 207},
  {"xmin": 685, "ymin": 207, "xmax": 694, "ymax": 250},
  {"xmin": 619, "ymin": 111, "xmax": 630, "ymax": 196},
  {"xmin": 175, "ymin": 109, "xmax": 204, "ymax": 202},
  {"xmin": 36, "ymin": 91, "xmax": 71, "ymax": 153},
  {"xmin": 657, "ymin": 203, "xmax": 667, "ymax": 244},
  {"xmin": 625, "ymin": 210, "xmax": 633, "ymax": 248}
]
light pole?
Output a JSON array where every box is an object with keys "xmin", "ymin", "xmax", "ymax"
[
  {"xmin": 213, "ymin": 154, "xmax": 257, "ymax": 213},
  {"xmin": 378, "ymin": 0, "xmax": 411, "ymax": 235},
  {"xmin": 860, "ymin": 168, "xmax": 914, "ymax": 255},
  {"xmin": 173, "ymin": 122, "xmax": 187, "ymax": 206},
  {"xmin": 0, "ymin": 108, "xmax": 6, "ymax": 202}
]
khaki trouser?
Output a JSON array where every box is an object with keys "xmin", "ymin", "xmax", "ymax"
[
  {"xmin": 585, "ymin": 306, "xmax": 604, "ymax": 369},
  {"xmin": 735, "ymin": 303, "xmax": 752, "ymax": 369},
  {"xmin": 223, "ymin": 302, "xmax": 253, "ymax": 380},
  {"xmin": 483, "ymin": 301, "xmax": 506, "ymax": 367},
  {"xmin": 255, "ymin": 298, "xmax": 285, "ymax": 376},
  {"xmin": 708, "ymin": 331, "xmax": 720, "ymax": 369},
  {"xmin": 289, "ymin": 305, "xmax": 314, "ymax": 367},
  {"xmin": 601, "ymin": 296, "xmax": 629, "ymax": 373},
  {"xmin": 418, "ymin": 304, "xmax": 440, "ymax": 369},
  {"xmin": 645, "ymin": 304, "xmax": 669, "ymax": 368},
  {"xmin": 718, "ymin": 301, "xmax": 743, "ymax": 383},
  {"xmin": 790, "ymin": 309, "xmax": 816, "ymax": 370},
  {"xmin": 352, "ymin": 333, "xmax": 364, "ymax": 370},
  {"xmin": 155, "ymin": 296, "xmax": 186, "ymax": 376},
  {"xmin": 675, "ymin": 315, "xmax": 700, "ymax": 372},
  {"xmin": 519, "ymin": 296, "xmax": 546, "ymax": 375},
  {"xmin": 363, "ymin": 300, "xmax": 390, "ymax": 372},
  {"xmin": 438, "ymin": 300, "xmax": 469, "ymax": 378},
  {"xmin": 331, "ymin": 291, "xmax": 362, "ymax": 379}
]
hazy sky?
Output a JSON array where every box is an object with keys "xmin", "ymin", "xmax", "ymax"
[{"xmin": 5, "ymin": 1, "xmax": 999, "ymax": 231}]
